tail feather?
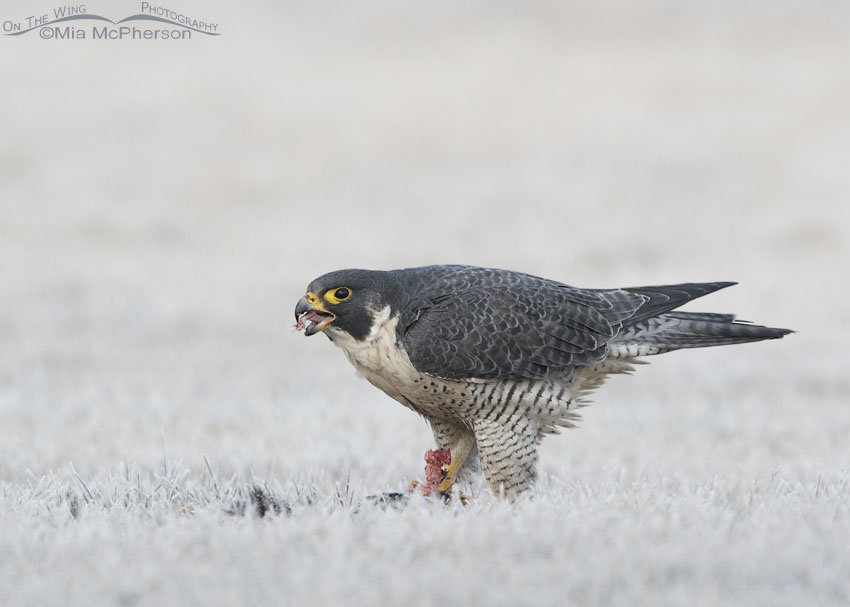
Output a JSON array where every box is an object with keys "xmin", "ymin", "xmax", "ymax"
[{"xmin": 611, "ymin": 310, "xmax": 793, "ymax": 356}]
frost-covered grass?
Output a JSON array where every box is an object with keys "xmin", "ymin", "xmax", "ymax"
[
  {"xmin": 2, "ymin": 0, "xmax": 849, "ymax": 605},
  {"xmin": 2, "ymin": 462, "xmax": 849, "ymax": 606}
]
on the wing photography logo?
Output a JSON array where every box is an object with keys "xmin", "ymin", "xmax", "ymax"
[{"xmin": 3, "ymin": 2, "xmax": 219, "ymax": 40}]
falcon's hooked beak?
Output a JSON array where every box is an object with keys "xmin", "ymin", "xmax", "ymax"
[{"xmin": 295, "ymin": 293, "xmax": 336, "ymax": 336}]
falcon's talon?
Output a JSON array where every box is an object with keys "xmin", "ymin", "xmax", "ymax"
[
  {"xmin": 436, "ymin": 489, "xmax": 469, "ymax": 506},
  {"xmin": 296, "ymin": 265, "xmax": 792, "ymax": 500},
  {"xmin": 436, "ymin": 434, "xmax": 474, "ymax": 493}
]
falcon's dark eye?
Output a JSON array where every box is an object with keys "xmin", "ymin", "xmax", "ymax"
[{"xmin": 325, "ymin": 287, "xmax": 351, "ymax": 304}]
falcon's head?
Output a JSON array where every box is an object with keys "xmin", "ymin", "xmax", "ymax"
[{"xmin": 295, "ymin": 269, "xmax": 400, "ymax": 341}]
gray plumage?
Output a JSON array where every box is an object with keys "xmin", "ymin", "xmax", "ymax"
[{"xmin": 295, "ymin": 265, "xmax": 791, "ymax": 499}]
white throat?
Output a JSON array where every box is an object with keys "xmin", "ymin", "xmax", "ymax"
[{"xmin": 324, "ymin": 305, "xmax": 417, "ymax": 397}]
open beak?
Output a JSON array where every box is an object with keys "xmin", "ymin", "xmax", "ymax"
[{"xmin": 294, "ymin": 296, "xmax": 335, "ymax": 336}]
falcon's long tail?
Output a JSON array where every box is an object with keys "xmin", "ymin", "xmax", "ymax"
[{"xmin": 608, "ymin": 283, "xmax": 792, "ymax": 357}]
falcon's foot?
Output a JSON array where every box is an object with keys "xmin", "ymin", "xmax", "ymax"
[
  {"xmin": 407, "ymin": 449, "xmax": 469, "ymax": 505},
  {"xmin": 407, "ymin": 449, "xmax": 450, "ymax": 497}
]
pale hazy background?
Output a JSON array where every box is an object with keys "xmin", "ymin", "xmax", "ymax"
[{"xmin": 1, "ymin": 1, "xmax": 848, "ymax": 605}]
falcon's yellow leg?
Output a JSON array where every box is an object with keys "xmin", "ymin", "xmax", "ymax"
[{"xmin": 438, "ymin": 434, "xmax": 475, "ymax": 493}]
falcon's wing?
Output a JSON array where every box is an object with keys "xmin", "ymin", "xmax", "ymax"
[{"xmin": 398, "ymin": 268, "xmax": 735, "ymax": 381}]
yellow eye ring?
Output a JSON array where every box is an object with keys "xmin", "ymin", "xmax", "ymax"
[{"xmin": 325, "ymin": 287, "xmax": 351, "ymax": 305}]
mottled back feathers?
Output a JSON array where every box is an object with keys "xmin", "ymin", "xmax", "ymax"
[{"xmin": 389, "ymin": 266, "xmax": 787, "ymax": 381}]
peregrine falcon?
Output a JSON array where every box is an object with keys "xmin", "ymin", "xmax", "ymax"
[{"xmin": 295, "ymin": 265, "xmax": 790, "ymax": 499}]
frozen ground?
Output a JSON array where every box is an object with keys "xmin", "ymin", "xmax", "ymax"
[{"xmin": 1, "ymin": 1, "xmax": 849, "ymax": 605}]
